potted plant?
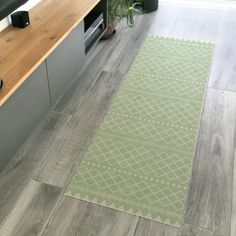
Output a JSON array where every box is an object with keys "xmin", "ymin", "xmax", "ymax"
[{"xmin": 102, "ymin": 0, "xmax": 142, "ymax": 39}]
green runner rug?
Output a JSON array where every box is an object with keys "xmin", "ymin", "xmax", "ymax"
[{"xmin": 66, "ymin": 36, "xmax": 214, "ymax": 227}]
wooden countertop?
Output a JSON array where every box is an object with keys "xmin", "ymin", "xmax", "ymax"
[{"xmin": 0, "ymin": 0, "xmax": 100, "ymax": 106}]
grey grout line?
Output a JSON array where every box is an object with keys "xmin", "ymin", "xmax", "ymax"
[
  {"xmin": 184, "ymin": 222, "xmax": 224, "ymax": 235},
  {"xmin": 38, "ymin": 187, "xmax": 64, "ymax": 236},
  {"xmin": 230, "ymin": 148, "xmax": 236, "ymax": 236},
  {"xmin": 207, "ymin": 86, "xmax": 236, "ymax": 93}
]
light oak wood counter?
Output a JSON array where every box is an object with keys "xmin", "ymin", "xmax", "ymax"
[{"xmin": 0, "ymin": 0, "xmax": 100, "ymax": 106}]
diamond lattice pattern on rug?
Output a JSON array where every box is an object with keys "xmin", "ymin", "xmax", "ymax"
[{"xmin": 66, "ymin": 36, "xmax": 214, "ymax": 227}]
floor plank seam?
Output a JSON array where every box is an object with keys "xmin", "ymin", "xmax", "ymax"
[
  {"xmin": 32, "ymin": 72, "xmax": 121, "ymax": 190},
  {"xmin": 185, "ymin": 222, "xmax": 226, "ymax": 235},
  {"xmin": 54, "ymin": 67, "xmax": 104, "ymax": 116},
  {"xmin": 229, "ymin": 148, "xmax": 236, "ymax": 236},
  {"xmin": 207, "ymin": 86, "xmax": 236, "ymax": 93},
  {"xmin": 38, "ymin": 189, "xmax": 64, "ymax": 236},
  {"xmin": 0, "ymin": 178, "xmax": 34, "ymax": 229},
  {"xmin": 131, "ymin": 216, "xmax": 140, "ymax": 236},
  {"xmin": 59, "ymin": 73, "xmax": 125, "ymax": 190},
  {"xmin": 0, "ymin": 112, "xmax": 71, "ymax": 227}
]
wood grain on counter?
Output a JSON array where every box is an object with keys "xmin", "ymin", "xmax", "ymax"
[{"xmin": 0, "ymin": 0, "xmax": 100, "ymax": 106}]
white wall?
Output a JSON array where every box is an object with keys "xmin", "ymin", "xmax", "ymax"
[{"xmin": 0, "ymin": 0, "xmax": 41, "ymax": 31}]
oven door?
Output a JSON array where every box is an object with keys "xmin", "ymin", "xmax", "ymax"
[{"xmin": 84, "ymin": 13, "xmax": 105, "ymax": 53}]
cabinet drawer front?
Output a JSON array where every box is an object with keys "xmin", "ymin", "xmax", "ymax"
[
  {"xmin": 0, "ymin": 62, "xmax": 50, "ymax": 171},
  {"xmin": 46, "ymin": 22, "xmax": 85, "ymax": 105}
]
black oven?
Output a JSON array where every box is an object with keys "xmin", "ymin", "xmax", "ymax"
[{"xmin": 84, "ymin": 0, "xmax": 107, "ymax": 53}]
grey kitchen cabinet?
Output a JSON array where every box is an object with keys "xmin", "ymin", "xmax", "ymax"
[
  {"xmin": 46, "ymin": 22, "xmax": 85, "ymax": 105},
  {"xmin": 0, "ymin": 2, "xmax": 107, "ymax": 172},
  {"xmin": 0, "ymin": 62, "xmax": 51, "ymax": 171}
]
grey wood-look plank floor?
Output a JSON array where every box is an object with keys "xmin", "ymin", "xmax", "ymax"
[{"xmin": 1, "ymin": 3, "xmax": 236, "ymax": 236}]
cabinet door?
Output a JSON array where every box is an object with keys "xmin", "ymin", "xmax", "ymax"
[
  {"xmin": 46, "ymin": 22, "xmax": 85, "ymax": 105},
  {"xmin": 0, "ymin": 62, "xmax": 51, "ymax": 171}
]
